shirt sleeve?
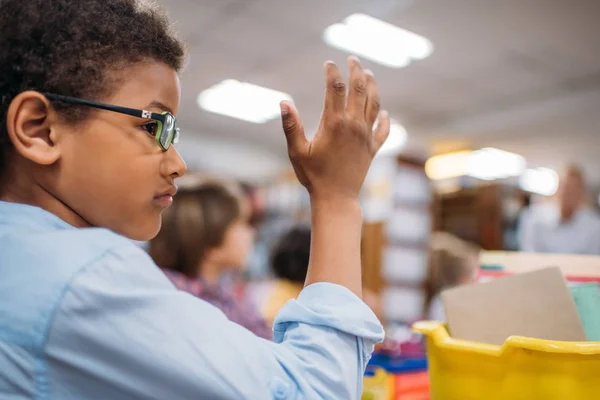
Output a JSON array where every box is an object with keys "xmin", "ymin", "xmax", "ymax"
[{"xmin": 44, "ymin": 245, "xmax": 384, "ymax": 400}]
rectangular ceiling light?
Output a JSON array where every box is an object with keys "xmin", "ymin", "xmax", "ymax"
[
  {"xmin": 323, "ymin": 13, "xmax": 433, "ymax": 68},
  {"xmin": 519, "ymin": 168, "xmax": 559, "ymax": 196},
  {"xmin": 466, "ymin": 148, "xmax": 526, "ymax": 181},
  {"xmin": 426, "ymin": 148, "xmax": 526, "ymax": 181},
  {"xmin": 425, "ymin": 150, "xmax": 472, "ymax": 181},
  {"xmin": 198, "ymin": 80, "xmax": 293, "ymax": 124}
]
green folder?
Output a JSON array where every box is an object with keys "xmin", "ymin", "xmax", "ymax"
[{"xmin": 569, "ymin": 282, "xmax": 600, "ymax": 341}]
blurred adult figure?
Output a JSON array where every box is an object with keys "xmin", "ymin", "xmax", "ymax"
[{"xmin": 519, "ymin": 165, "xmax": 600, "ymax": 254}]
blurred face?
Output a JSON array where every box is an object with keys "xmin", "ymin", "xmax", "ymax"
[
  {"xmin": 47, "ymin": 62, "xmax": 186, "ymax": 240},
  {"xmin": 557, "ymin": 171, "xmax": 585, "ymax": 218},
  {"xmin": 207, "ymin": 218, "xmax": 256, "ymax": 270}
]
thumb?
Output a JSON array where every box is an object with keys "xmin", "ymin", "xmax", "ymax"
[
  {"xmin": 373, "ymin": 110, "xmax": 391, "ymax": 152},
  {"xmin": 280, "ymin": 101, "xmax": 308, "ymax": 159}
]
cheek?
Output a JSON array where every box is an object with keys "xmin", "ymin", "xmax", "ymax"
[
  {"xmin": 241, "ymin": 228, "xmax": 255, "ymax": 252},
  {"xmin": 56, "ymin": 122, "xmax": 163, "ymax": 239},
  {"xmin": 227, "ymin": 227, "xmax": 255, "ymax": 264}
]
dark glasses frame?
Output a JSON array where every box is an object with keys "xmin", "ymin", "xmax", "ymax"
[{"xmin": 43, "ymin": 93, "xmax": 180, "ymax": 151}]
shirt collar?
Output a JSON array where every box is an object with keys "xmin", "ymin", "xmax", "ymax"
[
  {"xmin": 544, "ymin": 204, "xmax": 592, "ymax": 227},
  {"xmin": 0, "ymin": 200, "xmax": 75, "ymax": 231}
]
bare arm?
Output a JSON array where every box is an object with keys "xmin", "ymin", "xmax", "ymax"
[{"xmin": 309, "ymin": 197, "xmax": 363, "ymax": 295}]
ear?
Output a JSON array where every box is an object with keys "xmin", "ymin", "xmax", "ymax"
[{"xmin": 5, "ymin": 91, "xmax": 61, "ymax": 166}]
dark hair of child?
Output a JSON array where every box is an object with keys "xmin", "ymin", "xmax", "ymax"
[{"xmin": 271, "ymin": 226, "xmax": 311, "ymax": 284}]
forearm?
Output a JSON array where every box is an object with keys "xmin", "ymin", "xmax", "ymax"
[{"xmin": 305, "ymin": 196, "xmax": 363, "ymax": 297}]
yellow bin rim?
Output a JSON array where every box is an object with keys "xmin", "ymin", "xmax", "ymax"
[{"xmin": 413, "ymin": 320, "xmax": 600, "ymax": 356}]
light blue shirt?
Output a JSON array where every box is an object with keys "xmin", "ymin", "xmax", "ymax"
[
  {"xmin": 519, "ymin": 202, "xmax": 600, "ymax": 255},
  {"xmin": 0, "ymin": 201, "xmax": 384, "ymax": 399}
]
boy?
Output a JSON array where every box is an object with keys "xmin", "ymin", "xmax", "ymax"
[{"xmin": 0, "ymin": 0, "xmax": 390, "ymax": 399}]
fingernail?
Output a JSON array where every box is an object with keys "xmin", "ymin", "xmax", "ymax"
[
  {"xmin": 380, "ymin": 110, "xmax": 388, "ymax": 118},
  {"xmin": 364, "ymin": 69, "xmax": 374, "ymax": 77},
  {"xmin": 324, "ymin": 60, "xmax": 336, "ymax": 67},
  {"xmin": 280, "ymin": 102, "xmax": 289, "ymax": 116},
  {"xmin": 349, "ymin": 55, "xmax": 361, "ymax": 64}
]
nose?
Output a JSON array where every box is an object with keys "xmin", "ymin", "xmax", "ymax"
[{"xmin": 161, "ymin": 145, "xmax": 187, "ymax": 179}]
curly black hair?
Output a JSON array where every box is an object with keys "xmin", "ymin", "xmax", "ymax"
[
  {"xmin": 270, "ymin": 226, "xmax": 311, "ymax": 284},
  {"xmin": 0, "ymin": 0, "xmax": 185, "ymax": 175}
]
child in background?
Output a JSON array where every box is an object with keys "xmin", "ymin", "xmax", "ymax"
[
  {"xmin": 262, "ymin": 226, "xmax": 383, "ymax": 326},
  {"xmin": 149, "ymin": 181, "xmax": 271, "ymax": 339},
  {"xmin": 0, "ymin": 0, "xmax": 390, "ymax": 396},
  {"xmin": 424, "ymin": 232, "xmax": 480, "ymax": 321},
  {"xmin": 262, "ymin": 226, "xmax": 312, "ymax": 326}
]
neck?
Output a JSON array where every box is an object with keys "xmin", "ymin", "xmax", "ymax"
[
  {"xmin": 199, "ymin": 261, "xmax": 222, "ymax": 286},
  {"xmin": 559, "ymin": 203, "xmax": 582, "ymax": 223},
  {"xmin": 1, "ymin": 167, "xmax": 91, "ymax": 229}
]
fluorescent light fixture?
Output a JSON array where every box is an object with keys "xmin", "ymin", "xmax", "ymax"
[
  {"xmin": 198, "ymin": 80, "xmax": 293, "ymax": 124},
  {"xmin": 323, "ymin": 13, "xmax": 433, "ymax": 68},
  {"xmin": 519, "ymin": 168, "xmax": 559, "ymax": 196},
  {"xmin": 377, "ymin": 119, "xmax": 408, "ymax": 157},
  {"xmin": 467, "ymin": 148, "xmax": 526, "ymax": 181},
  {"xmin": 426, "ymin": 148, "xmax": 526, "ymax": 181},
  {"xmin": 425, "ymin": 150, "xmax": 471, "ymax": 180}
]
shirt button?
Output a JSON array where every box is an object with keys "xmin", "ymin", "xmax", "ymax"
[{"xmin": 269, "ymin": 377, "xmax": 291, "ymax": 399}]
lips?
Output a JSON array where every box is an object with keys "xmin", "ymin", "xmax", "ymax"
[
  {"xmin": 153, "ymin": 186, "xmax": 177, "ymax": 207},
  {"xmin": 157, "ymin": 186, "xmax": 178, "ymax": 198}
]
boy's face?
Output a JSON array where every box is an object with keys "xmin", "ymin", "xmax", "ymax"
[{"xmin": 44, "ymin": 62, "xmax": 186, "ymax": 240}]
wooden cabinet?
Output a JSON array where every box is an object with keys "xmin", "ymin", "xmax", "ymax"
[{"xmin": 433, "ymin": 183, "xmax": 530, "ymax": 251}]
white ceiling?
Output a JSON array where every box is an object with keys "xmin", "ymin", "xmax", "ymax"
[{"xmin": 162, "ymin": 0, "xmax": 600, "ymax": 185}]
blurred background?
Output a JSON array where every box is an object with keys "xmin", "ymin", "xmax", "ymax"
[{"xmin": 155, "ymin": 0, "xmax": 600, "ymax": 333}]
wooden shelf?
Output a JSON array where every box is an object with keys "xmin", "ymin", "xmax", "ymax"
[{"xmin": 433, "ymin": 183, "xmax": 531, "ymax": 250}]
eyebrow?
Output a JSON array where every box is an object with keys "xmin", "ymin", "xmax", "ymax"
[{"xmin": 145, "ymin": 100, "xmax": 174, "ymax": 114}]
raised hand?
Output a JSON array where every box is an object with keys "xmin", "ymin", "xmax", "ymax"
[{"xmin": 279, "ymin": 56, "xmax": 391, "ymax": 203}]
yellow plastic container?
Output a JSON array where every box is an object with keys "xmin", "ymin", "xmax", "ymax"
[
  {"xmin": 413, "ymin": 321, "xmax": 600, "ymax": 400},
  {"xmin": 362, "ymin": 368, "xmax": 394, "ymax": 400}
]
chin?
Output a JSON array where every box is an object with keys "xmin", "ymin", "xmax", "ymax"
[{"xmin": 118, "ymin": 218, "xmax": 161, "ymax": 242}]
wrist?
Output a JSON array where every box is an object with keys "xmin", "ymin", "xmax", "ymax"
[
  {"xmin": 310, "ymin": 195, "xmax": 362, "ymax": 219},
  {"xmin": 310, "ymin": 193, "xmax": 360, "ymax": 208}
]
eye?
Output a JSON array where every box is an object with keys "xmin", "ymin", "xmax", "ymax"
[{"xmin": 140, "ymin": 121, "xmax": 159, "ymax": 137}]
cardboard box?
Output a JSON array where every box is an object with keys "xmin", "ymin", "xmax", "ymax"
[{"xmin": 442, "ymin": 267, "xmax": 586, "ymax": 345}]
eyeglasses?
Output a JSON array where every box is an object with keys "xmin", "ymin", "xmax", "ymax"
[{"xmin": 43, "ymin": 93, "xmax": 180, "ymax": 151}]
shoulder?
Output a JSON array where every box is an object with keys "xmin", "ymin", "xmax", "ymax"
[
  {"xmin": 162, "ymin": 269, "xmax": 206, "ymax": 296},
  {"xmin": 578, "ymin": 207, "xmax": 600, "ymax": 228},
  {"xmin": 3, "ymin": 227, "xmax": 143, "ymax": 283},
  {"xmin": 0, "ymin": 227, "xmax": 157, "ymax": 348}
]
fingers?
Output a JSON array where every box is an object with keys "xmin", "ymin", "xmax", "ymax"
[
  {"xmin": 346, "ymin": 56, "xmax": 368, "ymax": 121},
  {"xmin": 280, "ymin": 101, "xmax": 308, "ymax": 159},
  {"xmin": 364, "ymin": 69, "xmax": 381, "ymax": 129},
  {"xmin": 323, "ymin": 61, "xmax": 346, "ymax": 116},
  {"xmin": 373, "ymin": 110, "xmax": 391, "ymax": 151}
]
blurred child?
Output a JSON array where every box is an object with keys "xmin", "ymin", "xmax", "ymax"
[
  {"xmin": 262, "ymin": 226, "xmax": 311, "ymax": 326},
  {"xmin": 424, "ymin": 232, "xmax": 480, "ymax": 321},
  {"xmin": 149, "ymin": 181, "xmax": 271, "ymax": 339},
  {"xmin": 263, "ymin": 226, "xmax": 383, "ymax": 326}
]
